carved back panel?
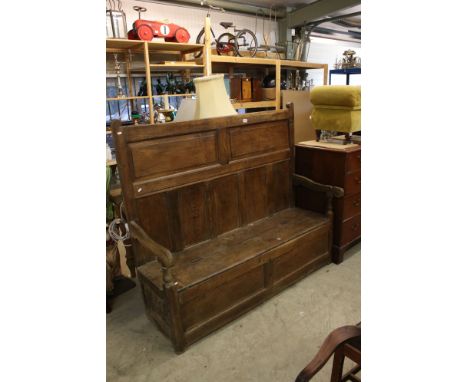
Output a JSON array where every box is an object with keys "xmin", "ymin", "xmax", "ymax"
[{"xmin": 112, "ymin": 107, "xmax": 295, "ymax": 265}]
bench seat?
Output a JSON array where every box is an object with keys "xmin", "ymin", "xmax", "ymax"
[
  {"xmin": 139, "ymin": 208, "xmax": 329, "ymax": 291},
  {"xmin": 112, "ymin": 107, "xmax": 344, "ymax": 352},
  {"xmin": 138, "ymin": 207, "xmax": 331, "ymax": 347}
]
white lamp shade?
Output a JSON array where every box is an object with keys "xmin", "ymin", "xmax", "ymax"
[
  {"xmin": 174, "ymin": 98, "xmax": 197, "ymax": 122},
  {"xmin": 194, "ymin": 74, "xmax": 237, "ymax": 119}
]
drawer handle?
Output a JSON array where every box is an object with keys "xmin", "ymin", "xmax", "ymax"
[
  {"xmin": 352, "ymin": 223, "xmax": 359, "ymax": 231},
  {"xmin": 354, "ymin": 176, "xmax": 361, "ymax": 184},
  {"xmin": 353, "ymin": 200, "xmax": 361, "ymax": 207}
]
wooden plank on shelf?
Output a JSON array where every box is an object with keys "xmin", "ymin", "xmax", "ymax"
[
  {"xmin": 211, "ymin": 55, "xmax": 277, "ymax": 66},
  {"xmin": 149, "ymin": 62, "xmax": 204, "ymax": 69},
  {"xmin": 106, "ymin": 48, "xmax": 139, "ymax": 54},
  {"xmin": 152, "ymin": 93, "xmax": 195, "ymax": 97},
  {"xmin": 106, "ymin": 96, "xmax": 149, "ymax": 101},
  {"xmin": 143, "ymin": 42, "xmax": 155, "ymax": 124},
  {"xmin": 232, "ymin": 101, "xmax": 276, "ymax": 109},
  {"xmin": 126, "ymin": 53, "xmax": 135, "ymax": 110},
  {"xmin": 280, "ymin": 60, "xmax": 326, "ymax": 69},
  {"xmin": 106, "ymin": 38, "xmax": 204, "ymax": 53},
  {"xmin": 210, "ymin": 50, "xmax": 283, "ymax": 59},
  {"xmin": 203, "ymin": 16, "xmax": 212, "ymax": 76},
  {"xmin": 106, "ymin": 39, "xmax": 144, "ymax": 50},
  {"xmin": 149, "ymin": 50, "xmax": 195, "ymax": 55},
  {"xmin": 146, "ymin": 40, "xmax": 204, "ymax": 53},
  {"xmin": 275, "ymin": 61, "xmax": 281, "ymax": 110}
]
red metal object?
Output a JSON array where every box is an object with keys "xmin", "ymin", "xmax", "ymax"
[{"xmin": 128, "ymin": 19, "xmax": 190, "ymax": 43}]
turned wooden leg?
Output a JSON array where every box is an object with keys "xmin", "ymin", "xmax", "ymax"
[
  {"xmin": 166, "ymin": 284, "xmax": 186, "ymax": 353},
  {"xmin": 332, "ymin": 246, "xmax": 344, "ymax": 264}
]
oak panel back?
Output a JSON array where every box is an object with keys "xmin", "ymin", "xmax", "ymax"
[{"xmin": 112, "ymin": 107, "xmax": 295, "ymax": 266}]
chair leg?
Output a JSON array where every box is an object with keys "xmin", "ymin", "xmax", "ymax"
[
  {"xmin": 342, "ymin": 365, "xmax": 361, "ymax": 382},
  {"xmin": 330, "ymin": 347, "xmax": 345, "ymax": 382}
]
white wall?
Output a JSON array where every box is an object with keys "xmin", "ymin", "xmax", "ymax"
[
  {"xmin": 116, "ymin": 0, "xmax": 278, "ymax": 46},
  {"xmin": 306, "ymin": 37, "xmax": 361, "ymax": 85},
  {"xmin": 111, "ymin": 1, "xmax": 360, "ymax": 86}
]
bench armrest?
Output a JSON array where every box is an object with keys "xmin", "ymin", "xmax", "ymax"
[
  {"xmin": 129, "ymin": 221, "xmax": 174, "ymax": 284},
  {"xmin": 293, "ymin": 174, "xmax": 344, "ymax": 198},
  {"xmin": 293, "ymin": 174, "xmax": 344, "ymax": 217}
]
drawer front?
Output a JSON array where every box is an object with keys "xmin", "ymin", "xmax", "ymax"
[
  {"xmin": 334, "ymin": 193, "xmax": 361, "ymax": 221},
  {"xmin": 295, "ymin": 146, "xmax": 347, "ymax": 186},
  {"xmin": 338, "ymin": 214, "xmax": 361, "ymax": 246},
  {"xmin": 271, "ymin": 225, "xmax": 329, "ymax": 283},
  {"xmin": 344, "ymin": 171, "xmax": 361, "ymax": 195},
  {"xmin": 180, "ymin": 265, "xmax": 265, "ymax": 330},
  {"xmin": 346, "ymin": 150, "xmax": 361, "ymax": 173},
  {"xmin": 342, "ymin": 193, "xmax": 361, "ymax": 220}
]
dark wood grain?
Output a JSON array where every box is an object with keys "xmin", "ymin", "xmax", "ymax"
[
  {"xmin": 122, "ymin": 109, "xmax": 290, "ymax": 143},
  {"xmin": 135, "ymin": 193, "xmax": 172, "ymax": 251},
  {"xmin": 210, "ymin": 174, "xmax": 240, "ymax": 236},
  {"xmin": 129, "ymin": 221, "xmax": 173, "ymax": 268},
  {"xmin": 176, "ymin": 183, "xmax": 210, "ymax": 247},
  {"xmin": 295, "ymin": 144, "xmax": 361, "ymax": 264},
  {"xmin": 229, "ymin": 121, "xmax": 290, "ymax": 159},
  {"xmin": 240, "ymin": 166, "xmax": 268, "ymax": 224},
  {"xmin": 114, "ymin": 107, "xmax": 342, "ymax": 352},
  {"xmin": 129, "ymin": 131, "xmax": 218, "ymax": 179},
  {"xmin": 267, "ymin": 161, "xmax": 291, "ymax": 214}
]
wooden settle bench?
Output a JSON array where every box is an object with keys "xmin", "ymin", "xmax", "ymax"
[{"xmin": 112, "ymin": 105, "xmax": 344, "ymax": 352}]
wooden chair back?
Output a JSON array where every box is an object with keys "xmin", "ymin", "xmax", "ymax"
[{"xmin": 295, "ymin": 324, "xmax": 361, "ymax": 382}]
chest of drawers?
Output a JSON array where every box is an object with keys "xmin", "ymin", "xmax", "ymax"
[{"xmin": 295, "ymin": 143, "xmax": 361, "ymax": 263}]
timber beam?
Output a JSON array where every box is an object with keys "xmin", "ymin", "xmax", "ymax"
[{"xmin": 286, "ymin": 0, "xmax": 361, "ymax": 28}]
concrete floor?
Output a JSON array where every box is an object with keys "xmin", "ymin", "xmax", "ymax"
[{"xmin": 107, "ymin": 244, "xmax": 360, "ymax": 382}]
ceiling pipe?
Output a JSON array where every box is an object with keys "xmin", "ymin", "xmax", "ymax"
[
  {"xmin": 312, "ymin": 27, "xmax": 361, "ymax": 39},
  {"xmin": 137, "ymin": 0, "xmax": 287, "ymax": 18},
  {"xmin": 294, "ymin": 10, "xmax": 360, "ymax": 57},
  {"xmin": 305, "ymin": 11, "xmax": 361, "ymax": 30},
  {"xmin": 332, "ymin": 19, "xmax": 361, "ymax": 29}
]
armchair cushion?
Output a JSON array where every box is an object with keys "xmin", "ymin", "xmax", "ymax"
[
  {"xmin": 310, "ymin": 85, "xmax": 361, "ymax": 133},
  {"xmin": 310, "ymin": 85, "xmax": 361, "ymax": 109}
]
